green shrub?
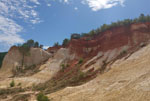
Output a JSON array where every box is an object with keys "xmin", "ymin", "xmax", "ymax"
[
  {"xmin": 61, "ymin": 64, "xmax": 70, "ymax": 72},
  {"xmin": 78, "ymin": 71, "xmax": 86, "ymax": 79},
  {"xmin": 61, "ymin": 64, "xmax": 65, "ymax": 72},
  {"xmin": 53, "ymin": 42, "xmax": 59, "ymax": 47},
  {"xmin": 18, "ymin": 39, "xmax": 40, "ymax": 48},
  {"xmin": 10, "ymin": 80, "xmax": 15, "ymax": 87},
  {"xmin": 78, "ymin": 58, "xmax": 83, "ymax": 64},
  {"xmin": 62, "ymin": 38, "xmax": 70, "ymax": 46},
  {"xmin": 37, "ymin": 92, "xmax": 49, "ymax": 101}
]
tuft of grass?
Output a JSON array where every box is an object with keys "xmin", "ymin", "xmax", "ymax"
[
  {"xmin": 78, "ymin": 58, "xmax": 83, "ymax": 64},
  {"xmin": 37, "ymin": 92, "xmax": 50, "ymax": 101},
  {"xmin": 61, "ymin": 64, "xmax": 70, "ymax": 72},
  {"xmin": 10, "ymin": 80, "xmax": 15, "ymax": 87}
]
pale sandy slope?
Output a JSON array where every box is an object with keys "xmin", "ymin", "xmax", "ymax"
[{"xmin": 47, "ymin": 44, "xmax": 150, "ymax": 101}]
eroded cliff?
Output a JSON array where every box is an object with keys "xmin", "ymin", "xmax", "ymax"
[{"xmin": 0, "ymin": 22, "xmax": 150, "ymax": 101}]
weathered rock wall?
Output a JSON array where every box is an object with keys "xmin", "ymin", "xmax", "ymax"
[
  {"xmin": 68, "ymin": 23, "xmax": 150, "ymax": 58},
  {"xmin": 0, "ymin": 46, "xmax": 51, "ymax": 77}
]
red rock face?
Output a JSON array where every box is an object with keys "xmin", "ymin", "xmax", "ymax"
[
  {"xmin": 47, "ymin": 46, "xmax": 62, "ymax": 54},
  {"xmin": 68, "ymin": 22, "xmax": 150, "ymax": 58}
]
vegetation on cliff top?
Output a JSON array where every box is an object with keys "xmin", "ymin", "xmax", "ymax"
[
  {"xmin": 13, "ymin": 14, "xmax": 150, "ymax": 49},
  {"xmin": 17, "ymin": 39, "xmax": 43, "ymax": 49},
  {"xmin": 55, "ymin": 14, "xmax": 150, "ymax": 47},
  {"xmin": 70, "ymin": 14, "xmax": 150, "ymax": 38}
]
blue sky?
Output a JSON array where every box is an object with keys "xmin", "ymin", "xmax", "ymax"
[{"xmin": 0, "ymin": 0, "xmax": 150, "ymax": 52}]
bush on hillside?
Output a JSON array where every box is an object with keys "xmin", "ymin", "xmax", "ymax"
[
  {"xmin": 37, "ymin": 92, "xmax": 49, "ymax": 101},
  {"xmin": 78, "ymin": 58, "xmax": 83, "ymax": 64},
  {"xmin": 10, "ymin": 80, "xmax": 15, "ymax": 87},
  {"xmin": 53, "ymin": 42, "xmax": 59, "ymax": 47},
  {"xmin": 61, "ymin": 64, "xmax": 69, "ymax": 72}
]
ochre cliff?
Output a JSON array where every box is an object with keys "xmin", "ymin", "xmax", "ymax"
[
  {"xmin": 0, "ymin": 22, "xmax": 150, "ymax": 101},
  {"xmin": 68, "ymin": 22, "xmax": 150, "ymax": 58}
]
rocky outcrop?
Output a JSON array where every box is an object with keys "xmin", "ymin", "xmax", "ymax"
[
  {"xmin": 63, "ymin": 22, "xmax": 150, "ymax": 73},
  {"xmin": 0, "ymin": 48, "xmax": 76, "ymax": 89},
  {"xmin": 68, "ymin": 22, "xmax": 150, "ymax": 58},
  {"xmin": 0, "ymin": 46, "xmax": 51, "ymax": 77},
  {"xmin": 47, "ymin": 46, "xmax": 62, "ymax": 54}
]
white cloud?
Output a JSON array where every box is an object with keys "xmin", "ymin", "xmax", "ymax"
[
  {"xmin": 43, "ymin": 46, "xmax": 50, "ymax": 50},
  {"xmin": 83, "ymin": 0, "xmax": 125, "ymax": 11},
  {"xmin": 47, "ymin": 4, "xmax": 51, "ymax": 7},
  {"xmin": 64, "ymin": 0, "xmax": 69, "ymax": 3},
  {"xmin": 74, "ymin": 7, "xmax": 78, "ymax": 10},
  {"xmin": 58, "ymin": 0, "xmax": 70, "ymax": 4},
  {"xmin": 0, "ymin": 0, "xmax": 73, "ymax": 51},
  {"xmin": 0, "ymin": 0, "xmax": 42, "ymax": 51},
  {"xmin": 0, "ymin": 16, "xmax": 24, "ymax": 50},
  {"xmin": 0, "ymin": 0, "xmax": 41, "ymax": 24},
  {"xmin": 30, "ymin": 0, "xmax": 40, "ymax": 5}
]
